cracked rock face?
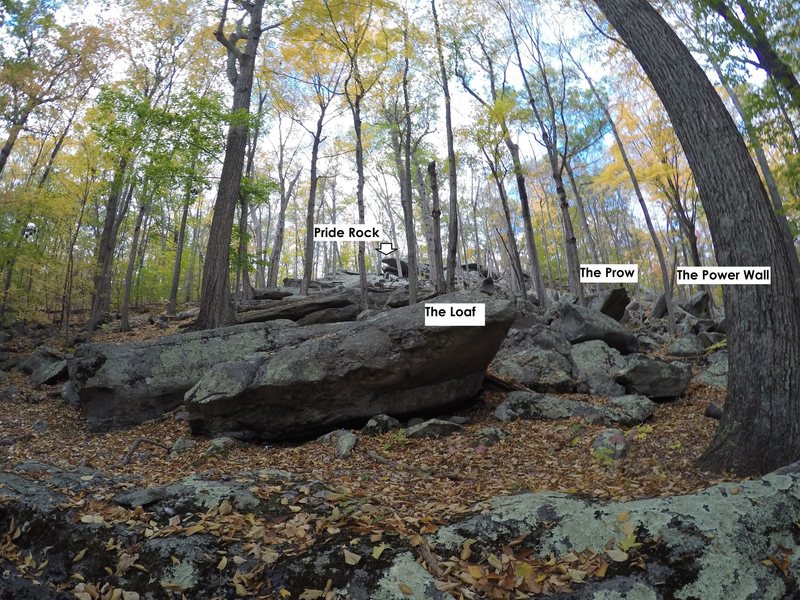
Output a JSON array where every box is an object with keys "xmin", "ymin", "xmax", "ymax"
[
  {"xmin": 184, "ymin": 293, "xmax": 515, "ymax": 441},
  {"xmin": 434, "ymin": 463, "xmax": 800, "ymax": 599}
]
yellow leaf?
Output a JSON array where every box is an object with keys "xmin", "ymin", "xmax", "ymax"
[
  {"xmin": 121, "ymin": 592, "xmax": 140, "ymax": 600},
  {"xmin": 596, "ymin": 562, "xmax": 608, "ymax": 577},
  {"xmin": 515, "ymin": 562, "xmax": 534, "ymax": 579},
  {"xmin": 343, "ymin": 548, "xmax": 361, "ymax": 565},
  {"xmin": 73, "ymin": 548, "xmax": 87, "ymax": 562},
  {"xmin": 299, "ymin": 590, "xmax": 324, "ymax": 600},
  {"xmin": 606, "ymin": 548, "xmax": 629, "ymax": 562},
  {"xmin": 279, "ymin": 588, "xmax": 291, "ymax": 598},
  {"xmin": 235, "ymin": 583, "xmax": 247, "ymax": 596},
  {"xmin": 460, "ymin": 538, "xmax": 477, "ymax": 560},
  {"xmin": 184, "ymin": 523, "xmax": 204, "ymax": 536},
  {"xmin": 217, "ymin": 556, "xmax": 227, "ymax": 571},
  {"xmin": 372, "ymin": 543, "xmax": 389, "ymax": 560},
  {"xmin": 467, "ymin": 564, "xmax": 485, "ymax": 579},
  {"xmin": 79, "ymin": 514, "xmax": 104, "ymax": 524}
]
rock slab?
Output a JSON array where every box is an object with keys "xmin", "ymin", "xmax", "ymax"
[{"xmin": 185, "ymin": 293, "xmax": 515, "ymax": 440}]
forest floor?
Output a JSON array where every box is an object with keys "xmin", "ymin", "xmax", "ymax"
[
  {"xmin": 0, "ymin": 323, "xmax": 731, "ymax": 598},
  {"xmin": 0, "ymin": 320, "xmax": 733, "ymax": 527}
]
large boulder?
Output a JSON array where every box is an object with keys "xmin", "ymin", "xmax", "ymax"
[
  {"xmin": 184, "ymin": 293, "xmax": 515, "ymax": 440},
  {"xmin": 494, "ymin": 391, "xmax": 654, "ymax": 426},
  {"xmin": 236, "ymin": 288, "xmax": 359, "ymax": 324},
  {"xmin": 587, "ymin": 287, "xmax": 630, "ymax": 322},
  {"xmin": 67, "ymin": 320, "xmax": 304, "ymax": 431},
  {"xmin": 570, "ymin": 340, "xmax": 626, "ymax": 397},
  {"xmin": 556, "ymin": 303, "xmax": 639, "ymax": 354},
  {"xmin": 680, "ymin": 290, "xmax": 712, "ymax": 318},
  {"xmin": 490, "ymin": 348, "xmax": 575, "ymax": 392},
  {"xmin": 694, "ymin": 350, "xmax": 728, "ymax": 389},
  {"xmin": 616, "ymin": 355, "xmax": 691, "ymax": 399}
]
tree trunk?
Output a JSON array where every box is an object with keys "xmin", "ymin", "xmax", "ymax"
[
  {"xmin": 427, "ymin": 161, "xmax": 447, "ymax": 295},
  {"xmin": 0, "ymin": 108, "xmax": 32, "ymax": 177},
  {"xmin": 504, "ymin": 137, "xmax": 547, "ymax": 303},
  {"xmin": 301, "ymin": 111, "xmax": 326, "ymax": 295},
  {"xmin": 401, "ymin": 21, "xmax": 419, "ymax": 304},
  {"xmin": 168, "ymin": 183, "xmax": 194, "ymax": 315},
  {"xmin": 415, "ymin": 162, "xmax": 436, "ymax": 280},
  {"xmin": 198, "ymin": 0, "xmax": 267, "ymax": 329},
  {"xmin": 709, "ymin": 61, "xmax": 800, "ymax": 283},
  {"xmin": 120, "ymin": 202, "xmax": 147, "ymax": 331},
  {"xmin": 88, "ymin": 157, "xmax": 129, "ymax": 331},
  {"xmin": 484, "ymin": 147, "xmax": 527, "ymax": 299},
  {"xmin": 431, "ymin": 0, "xmax": 458, "ymax": 291},
  {"xmin": 564, "ymin": 159, "xmax": 600, "ymax": 263},
  {"xmin": 595, "ymin": 0, "xmax": 800, "ymax": 475}
]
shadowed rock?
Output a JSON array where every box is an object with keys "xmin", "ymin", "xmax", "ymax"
[{"xmin": 185, "ymin": 293, "xmax": 515, "ymax": 441}]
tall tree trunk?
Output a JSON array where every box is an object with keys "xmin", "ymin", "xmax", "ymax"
[
  {"xmin": 88, "ymin": 157, "xmax": 129, "ymax": 331},
  {"xmin": 185, "ymin": 203, "xmax": 201, "ymax": 304},
  {"xmin": 401, "ymin": 20, "xmax": 419, "ymax": 304},
  {"xmin": 427, "ymin": 161, "xmax": 447, "ymax": 294},
  {"xmin": 484, "ymin": 147, "xmax": 527, "ymax": 299},
  {"xmin": 415, "ymin": 162, "xmax": 436, "ymax": 280},
  {"xmin": 198, "ymin": 0, "xmax": 267, "ymax": 329},
  {"xmin": 709, "ymin": 61, "xmax": 800, "ymax": 282},
  {"xmin": 564, "ymin": 159, "xmax": 600, "ymax": 263},
  {"xmin": 120, "ymin": 202, "xmax": 148, "ymax": 331},
  {"xmin": 431, "ymin": 0, "xmax": 458, "ymax": 291},
  {"xmin": 301, "ymin": 111, "xmax": 326, "ymax": 295},
  {"xmin": 504, "ymin": 137, "xmax": 547, "ymax": 303},
  {"xmin": 595, "ymin": 0, "xmax": 800, "ymax": 475},
  {"xmin": 168, "ymin": 182, "xmax": 194, "ymax": 315},
  {"xmin": 350, "ymin": 93, "xmax": 369, "ymax": 310},
  {"xmin": 266, "ymin": 174, "xmax": 299, "ymax": 288}
]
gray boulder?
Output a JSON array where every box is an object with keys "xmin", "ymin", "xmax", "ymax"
[
  {"xmin": 609, "ymin": 395, "xmax": 656, "ymax": 425},
  {"xmin": 617, "ymin": 356, "xmax": 691, "ymax": 399},
  {"xmin": 591, "ymin": 428, "xmax": 629, "ymax": 460},
  {"xmin": 680, "ymin": 290, "xmax": 712, "ymax": 318},
  {"xmin": 433, "ymin": 463, "xmax": 800, "ymax": 599},
  {"xmin": 494, "ymin": 391, "xmax": 653, "ymax": 426},
  {"xmin": 237, "ymin": 288, "xmax": 359, "ymax": 324},
  {"xmin": 68, "ymin": 320, "xmax": 303, "ymax": 431},
  {"xmin": 494, "ymin": 321, "xmax": 572, "ymax": 361},
  {"xmin": 406, "ymin": 418, "xmax": 463, "ymax": 439},
  {"xmin": 666, "ymin": 334, "xmax": 705, "ymax": 357},
  {"xmin": 30, "ymin": 359, "xmax": 67, "ymax": 386},
  {"xmin": 362, "ymin": 414, "xmax": 402, "ymax": 435},
  {"xmin": 694, "ymin": 350, "xmax": 728, "ymax": 389},
  {"xmin": 296, "ymin": 304, "xmax": 360, "ymax": 325},
  {"xmin": 490, "ymin": 348, "xmax": 575, "ymax": 392},
  {"xmin": 185, "ymin": 293, "xmax": 514, "ymax": 440},
  {"xmin": 570, "ymin": 340, "xmax": 626, "ymax": 397},
  {"xmin": 474, "ymin": 426, "xmax": 511, "ymax": 447},
  {"xmin": 557, "ymin": 303, "xmax": 639, "ymax": 354},
  {"xmin": 698, "ymin": 331, "xmax": 725, "ymax": 348},
  {"xmin": 588, "ymin": 287, "xmax": 630, "ymax": 322}
]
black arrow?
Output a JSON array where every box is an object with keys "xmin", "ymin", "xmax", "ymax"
[{"xmin": 376, "ymin": 241, "xmax": 397, "ymax": 256}]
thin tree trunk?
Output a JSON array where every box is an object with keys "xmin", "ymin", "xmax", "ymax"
[
  {"xmin": 301, "ymin": 111, "xmax": 326, "ymax": 295},
  {"xmin": 168, "ymin": 183, "xmax": 194, "ymax": 315},
  {"xmin": 120, "ymin": 202, "xmax": 147, "ymax": 331},
  {"xmin": 427, "ymin": 161, "xmax": 447, "ymax": 294},
  {"xmin": 401, "ymin": 20, "xmax": 419, "ymax": 304},
  {"xmin": 564, "ymin": 159, "xmax": 600, "ymax": 263},
  {"xmin": 431, "ymin": 0, "xmax": 458, "ymax": 291}
]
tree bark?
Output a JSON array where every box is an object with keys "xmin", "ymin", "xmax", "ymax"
[
  {"xmin": 400, "ymin": 20, "xmax": 419, "ymax": 304},
  {"xmin": 427, "ymin": 161, "xmax": 447, "ymax": 295},
  {"xmin": 431, "ymin": 0, "xmax": 458, "ymax": 291},
  {"xmin": 197, "ymin": 0, "xmax": 267, "ymax": 329},
  {"xmin": 120, "ymin": 201, "xmax": 148, "ymax": 331},
  {"xmin": 595, "ymin": 0, "xmax": 800, "ymax": 475},
  {"xmin": 168, "ymin": 182, "xmax": 194, "ymax": 315}
]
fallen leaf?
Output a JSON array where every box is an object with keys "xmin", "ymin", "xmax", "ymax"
[
  {"xmin": 606, "ymin": 548, "xmax": 628, "ymax": 562},
  {"xmin": 217, "ymin": 556, "xmax": 227, "ymax": 571},
  {"xmin": 372, "ymin": 543, "xmax": 389, "ymax": 560},
  {"xmin": 398, "ymin": 582, "xmax": 413, "ymax": 595},
  {"xmin": 343, "ymin": 548, "xmax": 361, "ymax": 565}
]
